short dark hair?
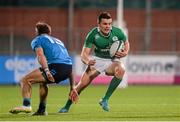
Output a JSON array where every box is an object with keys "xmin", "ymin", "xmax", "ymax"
[
  {"xmin": 98, "ymin": 12, "xmax": 112, "ymax": 23},
  {"xmin": 36, "ymin": 22, "xmax": 51, "ymax": 35}
]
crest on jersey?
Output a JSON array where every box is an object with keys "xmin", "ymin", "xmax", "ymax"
[{"xmin": 112, "ymin": 36, "xmax": 118, "ymax": 42}]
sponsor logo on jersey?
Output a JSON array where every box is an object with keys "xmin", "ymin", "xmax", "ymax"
[
  {"xmin": 95, "ymin": 34, "xmax": 100, "ymax": 40},
  {"xmin": 100, "ymin": 49, "xmax": 110, "ymax": 52}
]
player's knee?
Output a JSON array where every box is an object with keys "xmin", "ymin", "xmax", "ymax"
[
  {"xmin": 20, "ymin": 77, "xmax": 25, "ymax": 87},
  {"xmin": 20, "ymin": 76, "xmax": 31, "ymax": 86},
  {"xmin": 114, "ymin": 66, "xmax": 125, "ymax": 79}
]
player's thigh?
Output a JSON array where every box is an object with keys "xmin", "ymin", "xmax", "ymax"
[
  {"xmin": 79, "ymin": 66, "xmax": 99, "ymax": 86},
  {"xmin": 105, "ymin": 61, "xmax": 125, "ymax": 77},
  {"xmin": 22, "ymin": 68, "xmax": 45, "ymax": 84}
]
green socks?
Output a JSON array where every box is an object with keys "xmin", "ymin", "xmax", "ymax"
[
  {"xmin": 103, "ymin": 77, "xmax": 122, "ymax": 100},
  {"xmin": 63, "ymin": 99, "xmax": 72, "ymax": 109},
  {"xmin": 63, "ymin": 77, "xmax": 122, "ymax": 109}
]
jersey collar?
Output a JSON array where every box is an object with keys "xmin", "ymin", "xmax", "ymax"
[{"xmin": 97, "ymin": 27, "xmax": 112, "ymax": 38}]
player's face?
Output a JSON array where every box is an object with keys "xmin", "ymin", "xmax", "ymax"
[{"xmin": 98, "ymin": 18, "xmax": 112, "ymax": 36}]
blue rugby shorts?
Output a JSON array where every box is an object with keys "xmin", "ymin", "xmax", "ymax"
[{"xmin": 39, "ymin": 63, "xmax": 72, "ymax": 83}]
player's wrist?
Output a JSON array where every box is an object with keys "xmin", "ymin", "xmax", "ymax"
[
  {"xmin": 84, "ymin": 60, "xmax": 89, "ymax": 65},
  {"xmin": 70, "ymin": 86, "xmax": 75, "ymax": 90}
]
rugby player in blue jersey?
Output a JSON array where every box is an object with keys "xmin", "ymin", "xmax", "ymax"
[{"xmin": 9, "ymin": 22, "xmax": 78, "ymax": 115}]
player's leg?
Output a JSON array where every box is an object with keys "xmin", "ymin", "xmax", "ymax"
[
  {"xmin": 59, "ymin": 66, "xmax": 100, "ymax": 113},
  {"xmin": 9, "ymin": 68, "xmax": 47, "ymax": 114},
  {"xmin": 76, "ymin": 66, "xmax": 100, "ymax": 93},
  {"xmin": 58, "ymin": 72, "xmax": 75, "ymax": 113},
  {"xmin": 99, "ymin": 61, "xmax": 125, "ymax": 111},
  {"xmin": 33, "ymin": 64, "xmax": 73, "ymax": 115},
  {"xmin": 32, "ymin": 83, "xmax": 48, "ymax": 115}
]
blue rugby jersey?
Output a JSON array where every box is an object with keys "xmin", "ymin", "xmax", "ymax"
[{"xmin": 31, "ymin": 34, "xmax": 72, "ymax": 65}]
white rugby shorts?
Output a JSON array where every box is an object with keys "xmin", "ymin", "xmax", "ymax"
[{"xmin": 93, "ymin": 56, "xmax": 120, "ymax": 73}]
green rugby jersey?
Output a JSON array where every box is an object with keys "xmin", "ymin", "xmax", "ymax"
[{"xmin": 84, "ymin": 26, "xmax": 127, "ymax": 59}]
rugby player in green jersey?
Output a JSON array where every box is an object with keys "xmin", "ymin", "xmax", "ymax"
[{"xmin": 59, "ymin": 11, "xmax": 130, "ymax": 112}]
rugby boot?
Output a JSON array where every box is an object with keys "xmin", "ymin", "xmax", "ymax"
[
  {"xmin": 9, "ymin": 106, "xmax": 32, "ymax": 114},
  {"xmin": 99, "ymin": 99, "xmax": 109, "ymax": 111}
]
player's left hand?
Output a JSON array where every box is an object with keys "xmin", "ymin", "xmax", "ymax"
[
  {"xmin": 44, "ymin": 68, "xmax": 55, "ymax": 82},
  {"xmin": 87, "ymin": 59, "xmax": 96, "ymax": 66},
  {"xmin": 69, "ymin": 89, "xmax": 79, "ymax": 103}
]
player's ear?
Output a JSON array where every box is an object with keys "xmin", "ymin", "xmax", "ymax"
[{"xmin": 97, "ymin": 19, "xmax": 99, "ymax": 25}]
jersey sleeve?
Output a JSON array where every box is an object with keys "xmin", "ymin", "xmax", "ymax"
[
  {"xmin": 31, "ymin": 37, "xmax": 42, "ymax": 51},
  {"xmin": 120, "ymin": 30, "xmax": 127, "ymax": 42},
  {"xmin": 83, "ymin": 28, "xmax": 96, "ymax": 48},
  {"xmin": 113, "ymin": 26, "xmax": 127, "ymax": 43}
]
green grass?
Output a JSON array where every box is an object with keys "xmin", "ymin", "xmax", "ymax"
[{"xmin": 0, "ymin": 85, "xmax": 180, "ymax": 121}]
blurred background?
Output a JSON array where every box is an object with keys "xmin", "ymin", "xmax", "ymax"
[{"xmin": 0, "ymin": 0, "xmax": 180, "ymax": 86}]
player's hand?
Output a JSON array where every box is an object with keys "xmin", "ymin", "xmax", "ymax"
[
  {"xmin": 44, "ymin": 68, "xmax": 55, "ymax": 82},
  {"xmin": 115, "ymin": 49, "xmax": 127, "ymax": 58},
  {"xmin": 87, "ymin": 59, "xmax": 96, "ymax": 66},
  {"xmin": 69, "ymin": 89, "xmax": 79, "ymax": 103}
]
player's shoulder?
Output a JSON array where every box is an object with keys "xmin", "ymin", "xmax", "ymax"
[
  {"xmin": 36, "ymin": 34, "xmax": 52, "ymax": 42},
  {"xmin": 111, "ymin": 26, "xmax": 126, "ymax": 38},
  {"xmin": 31, "ymin": 36, "xmax": 39, "ymax": 44},
  {"xmin": 85, "ymin": 27, "xmax": 98, "ymax": 39},
  {"xmin": 32, "ymin": 34, "xmax": 44, "ymax": 40},
  {"xmin": 31, "ymin": 34, "xmax": 46, "ymax": 44},
  {"xmin": 88, "ymin": 27, "xmax": 99, "ymax": 35},
  {"xmin": 112, "ymin": 26, "xmax": 123, "ymax": 32}
]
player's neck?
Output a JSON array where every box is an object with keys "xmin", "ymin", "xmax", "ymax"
[{"xmin": 97, "ymin": 27, "xmax": 111, "ymax": 37}]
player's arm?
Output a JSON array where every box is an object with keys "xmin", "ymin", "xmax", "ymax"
[
  {"xmin": 81, "ymin": 28, "xmax": 97, "ymax": 65},
  {"xmin": 35, "ymin": 47, "xmax": 55, "ymax": 82},
  {"xmin": 115, "ymin": 41, "xmax": 130, "ymax": 58},
  {"xmin": 35, "ymin": 47, "xmax": 48, "ymax": 69},
  {"xmin": 81, "ymin": 47, "xmax": 96, "ymax": 65}
]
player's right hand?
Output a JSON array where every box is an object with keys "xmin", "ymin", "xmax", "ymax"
[
  {"xmin": 69, "ymin": 89, "xmax": 79, "ymax": 103},
  {"xmin": 115, "ymin": 49, "xmax": 127, "ymax": 58}
]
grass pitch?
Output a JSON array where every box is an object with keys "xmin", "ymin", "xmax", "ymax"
[{"xmin": 0, "ymin": 85, "xmax": 180, "ymax": 121}]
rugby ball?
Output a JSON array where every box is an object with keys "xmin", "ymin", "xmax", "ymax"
[{"xmin": 109, "ymin": 41, "xmax": 124, "ymax": 57}]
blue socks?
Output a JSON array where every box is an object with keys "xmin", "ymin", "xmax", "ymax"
[{"xmin": 23, "ymin": 98, "xmax": 31, "ymax": 107}]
